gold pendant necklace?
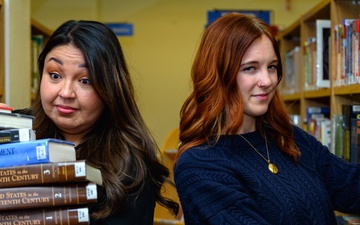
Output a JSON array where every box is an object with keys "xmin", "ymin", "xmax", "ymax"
[{"xmin": 239, "ymin": 133, "xmax": 279, "ymax": 174}]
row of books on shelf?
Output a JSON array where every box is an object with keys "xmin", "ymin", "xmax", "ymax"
[
  {"xmin": 304, "ymin": 20, "xmax": 331, "ymax": 90},
  {"xmin": 0, "ymin": 107, "xmax": 103, "ymax": 225},
  {"xmin": 281, "ymin": 46, "xmax": 301, "ymax": 95},
  {"xmin": 295, "ymin": 105, "xmax": 360, "ymax": 163},
  {"xmin": 31, "ymin": 35, "xmax": 44, "ymax": 95},
  {"xmin": 281, "ymin": 17, "xmax": 360, "ymax": 94},
  {"xmin": 333, "ymin": 18, "xmax": 360, "ymax": 86},
  {"xmin": 281, "ymin": 19, "xmax": 331, "ymax": 94}
]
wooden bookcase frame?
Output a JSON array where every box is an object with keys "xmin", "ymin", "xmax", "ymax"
[
  {"xmin": 278, "ymin": 0, "xmax": 360, "ymax": 130},
  {"xmin": 0, "ymin": 0, "xmax": 4, "ymax": 103},
  {"xmin": 30, "ymin": 18, "xmax": 53, "ymax": 102}
]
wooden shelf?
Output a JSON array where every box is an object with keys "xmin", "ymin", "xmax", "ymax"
[
  {"xmin": 303, "ymin": 88, "xmax": 331, "ymax": 98},
  {"xmin": 282, "ymin": 93, "xmax": 301, "ymax": 102},
  {"xmin": 31, "ymin": 18, "xmax": 52, "ymax": 37},
  {"xmin": 277, "ymin": 0, "xmax": 360, "ymax": 149},
  {"xmin": 302, "ymin": 0, "xmax": 330, "ymax": 22},
  {"xmin": 279, "ymin": 19, "xmax": 301, "ymax": 40},
  {"xmin": 334, "ymin": 84, "xmax": 360, "ymax": 95}
]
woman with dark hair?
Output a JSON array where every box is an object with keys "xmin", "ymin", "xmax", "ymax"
[
  {"xmin": 174, "ymin": 13, "xmax": 360, "ymax": 224},
  {"xmin": 11, "ymin": 20, "xmax": 178, "ymax": 224}
]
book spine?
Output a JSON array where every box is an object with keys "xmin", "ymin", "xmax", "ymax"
[
  {"xmin": 0, "ymin": 139, "xmax": 75, "ymax": 167},
  {"xmin": 350, "ymin": 117, "xmax": 359, "ymax": 163},
  {"xmin": 0, "ymin": 207, "xmax": 90, "ymax": 225},
  {"xmin": 0, "ymin": 128, "xmax": 36, "ymax": 144},
  {"xmin": 0, "ymin": 140, "xmax": 50, "ymax": 167},
  {"xmin": 0, "ymin": 183, "xmax": 97, "ymax": 210},
  {"xmin": 0, "ymin": 161, "xmax": 88, "ymax": 188}
]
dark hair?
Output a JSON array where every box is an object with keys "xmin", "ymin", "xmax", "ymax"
[
  {"xmin": 32, "ymin": 20, "xmax": 179, "ymax": 219},
  {"xmin": 178, "ymin": 13, "xmax": 300, "ymax": 160}
]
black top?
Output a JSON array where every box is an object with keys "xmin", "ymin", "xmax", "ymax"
[
  {"xmin": 90, "ymin": 179, "xmax": 156, "ymax": 225},
  {"xmin": 14, "ymin": 108, "xmax": 157, "ymax": 225}
]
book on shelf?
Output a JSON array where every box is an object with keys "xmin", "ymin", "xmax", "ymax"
[
  {"xmin": 0, "ymin": 160, "xmax": 102, "ymax": 188},
  {"xmin": 290, "ymin": 114, "xmax": 301, "ymax": 127},
  {"xmin": 305, "ymin": 106, "xmax": 330, "ymax": 124},
  {"xmin": 331, "ymin": 114, "xmax": 344, "ymax": 157},
  {"xmin": 315, "ymin": 19, "xmax": 331, "ymax": 88},
  {"xmin": 31, "ymin": 35, "xmax": 43, "ymax": 95},
  {"xmin": 304, "ymin": 37, "xmax": 317, "ymax": 90},
  {"xmin": 342, "ymin": 104, "xmax": 360, "ymax": 162},
  {"xmin": 0, "ymin": 112, "xmax": 34, "ymax": 130},
  {"xmin": 0, "ymin": 128, "xmax": 36, "ymax": 144},
  {"xmin": 343, "ymin": 19, "xmax": 356, "ymax": 84},
  {"xmin": 350, "ymin": 117, "xmax": 360, "ymax": 163},
  {"xmin": 319, "ymin": 119, "xmax": 331, "ymax": 150},
  {"xmin": 282, "ymin": 46, "xmax": 300, "ymax": 95},
  {"xmin": 0, "ymin": 207, "xmax": 90, "ymax": 225},
  {"xmin": 0, "ymin": 138, "xmax": 76, "ymax": 167},
  {"xmin": 333, "ymin": 19, "xmax": 360, "ymax": 86},
  {"xmin": 0, "ymin": 182, "xmax": 97, "ymax": 210}
]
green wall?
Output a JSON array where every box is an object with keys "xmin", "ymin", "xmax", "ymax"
[{"xmin": 30, "ymin": 0, "xmax": 322, "ymax": 147}]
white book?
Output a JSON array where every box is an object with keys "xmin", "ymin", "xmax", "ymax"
[
  {"xmin": 0, "ymin": 112, "xmax": 34, "ymax": 129},
  {"xmin": 316, "ymin": 19, "xmax": 331, "ymax": 88}
]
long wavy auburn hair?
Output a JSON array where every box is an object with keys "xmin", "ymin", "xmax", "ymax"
[
  {"xmin": 177, "ymin": 13, "xmax": 300, "ymax": 161},
  {"xmin": 31, "ymin": 20, "xmax": 179, "ymax": 219}
]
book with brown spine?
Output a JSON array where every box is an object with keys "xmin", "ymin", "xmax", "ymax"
[
  {"xmin": 0, "ymin": 160, "xmax": 102, "ymax": 187},
  {"xmin": 0, "ymin": 207, "xmax": 90, "ymax": 225},
  {"xmin": 0, "ymin": 182, "xmax": 97, "ymax": 210}
]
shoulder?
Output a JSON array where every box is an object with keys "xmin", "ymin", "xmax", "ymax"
[
  {"xmin": 291, "ymin": 124, "xmax": 321, "ymax": 148},
  {"xmin": 174, "ymin": 137, "xmax": 242, "ymax": 180},
  {"xmin": 175, "ymin": 139, "xmax": 233, "ymax": 167}
]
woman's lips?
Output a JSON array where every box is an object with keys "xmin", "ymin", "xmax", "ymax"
[{"xmin": 56, "ymin": 105, "xmax": 77, "ymax": 114}]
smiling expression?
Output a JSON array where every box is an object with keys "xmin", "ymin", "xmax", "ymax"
[{"xmin": 237, "ymin": 35, "xmax": 278, "ymax": 130}]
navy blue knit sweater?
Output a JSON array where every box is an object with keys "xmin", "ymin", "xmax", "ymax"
[{"xmin": 174, "ymin": 125, "xmax": 360, "ymax": 225}]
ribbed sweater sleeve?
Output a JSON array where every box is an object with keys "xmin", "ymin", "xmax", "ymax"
[{"xmin": 174, "ymin": 126, "xmax": 360, "ymax": 225}]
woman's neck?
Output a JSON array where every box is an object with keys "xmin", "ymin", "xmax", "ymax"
[{"xmin": 237, "ymin": 115, "xmax": 256, "ymax": 134}]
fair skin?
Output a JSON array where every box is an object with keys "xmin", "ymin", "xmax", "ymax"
[
  {"xmin": 40, "ymin": 44, "xmax": 104, "ymax": 145},
  {"xmin": 237, "ymin": 35, "xmax": 278, "ymax": 134}
]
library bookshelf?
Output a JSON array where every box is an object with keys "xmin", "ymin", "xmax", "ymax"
[
  {"xmin": 30, "ymin": 18, "xmax": 53, "ymax": 102},
  {"xmin": 0, "ymin": 0, "xmax": 4, "ymax": 103},
  {"xmin": 277, "ymin": 0, "xmax": 360, "ymax": 215},
  {"xmin": 0, "ymin": 14, "xmax": 52, "ymax": 104},
  {"xmin": 278, "ymin": 0, "xmax": 360, "ymax": 130}
]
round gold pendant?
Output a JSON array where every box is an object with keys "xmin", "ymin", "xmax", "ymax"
[{"xmin": 268, "ymin": 163, "xmax": 279, "ymax": 174}]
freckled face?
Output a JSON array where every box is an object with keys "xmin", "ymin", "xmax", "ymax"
[
  {"xmin": 40, "ymin": 44, "xmax": 104, "ymax": 139},
  {"xmin": 237, "ymin": 35, "xmax": 278, "ymax": 123}
]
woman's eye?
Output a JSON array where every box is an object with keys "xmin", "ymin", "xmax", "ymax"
[
  {"xmin": 242, "ymin": 66, "xmax": 256, "ymax": 72},
  {"xmin": 50, "ymin": 73, "xmax": 61, "ymax": 79},
  {"xmin": 268, "ymin": 65, "xmax": 278, "ymax": 72},
  {"xmin": 79, "ymin": 78, "xmax": 91, "ymax": 85}
]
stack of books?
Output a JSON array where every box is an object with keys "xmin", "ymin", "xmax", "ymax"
[{"xmin": 0, "ymin": 107, "xmax": 102, "ymax": 225}]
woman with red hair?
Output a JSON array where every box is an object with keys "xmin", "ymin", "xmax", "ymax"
[{"xmin": 174, "ymin": 13, "xmax": 360, "ymax": 224}]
